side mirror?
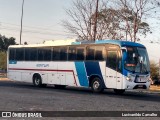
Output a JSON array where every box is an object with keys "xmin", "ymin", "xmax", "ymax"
[{"xmin": 121, "ymin": 47, "xmax": 127, "ymax": 52}]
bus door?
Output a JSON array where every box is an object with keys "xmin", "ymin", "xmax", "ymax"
[{"xmin": 106, "ymin": 50, "xmax": 122, "ymax": 89}]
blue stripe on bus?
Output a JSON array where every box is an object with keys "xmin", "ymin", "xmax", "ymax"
[
  {"xmin": 9, "ymin": 60, "xmax": 17, "ymax": 64},
  {"xmin": 123, "ymin": 68, "xmax": 128, "ymax": 76},
  {"xmin": 75, "ymin": 62, "xmax": 89, "ymax": 87},
  {"xmin": 84, "ymin": 62, "xmax": 103, "ymax": 79},
  {"xmin": 95, "ymin": 40, "xmax": 145, "ymax": 47}
]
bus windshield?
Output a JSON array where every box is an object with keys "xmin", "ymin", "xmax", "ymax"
[{"xmin": 124, "ymin": 47, "xmax": 150, "ymax": 74}]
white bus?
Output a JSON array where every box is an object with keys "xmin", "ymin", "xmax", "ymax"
[{"xmin": 7, "ymin": 39, "xmax": 151, "ymax": 94}]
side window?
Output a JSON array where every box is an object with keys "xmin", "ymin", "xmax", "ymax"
[
  {"xmin": 52, "ymin": 47, "xmax": 60, "ymax": 60},
  {"xmin": 77, "ymin": 47, "xmax": 85, "ymax": 60},
  {"xmin": 68, "ymin": 47, "xmax": 76, "ymax": 60},
  {"xmin": 9, "ymin": 48, "xmax": 15, "ymax": 60},
  {"xmin": 38, "ymin": 47, "xmax": 52, "ymax": 61},
  {"xmin": 117, "ymin": 51, "xmax": 122, "ymax": 72},
  {"xmin": 25, "ymin": 48, "xmax": 30, "ymax": 61},
  {"xmin": 44, "ymin": 47, "xmax": 51, "ymax": 61},
  {"xmin": 60, "ymin": 47, "xmax": 67, "ymax": 60},
  {"xmin": 16, "ymin": 48, "xmax": 24, "ymax": 61},
  {"xmin": 86, "ymin": 46, "xmax": 95, "ymax": 60},
  {"xmin": 107, "ymin": 51, "xmax": 117, "ymax": 70},
  {"xmin": 38, "ymin": 48, "xmax": 44, "ymax": 61},
  {"xmin": 30, "ymin": 48, "xmax": 37, "ymax": 61},
  {"xmin": 95, "ymin": 46, "xmax": 105, "ymax": 60}
]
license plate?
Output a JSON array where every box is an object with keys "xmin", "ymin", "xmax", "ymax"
[
  {"xmin": 137, "ymin": 85, "xmax": 144, "ymax": 88},
  {"xmin": 136, "ymin": 77, "xmax": 146, "ymax": 82}
]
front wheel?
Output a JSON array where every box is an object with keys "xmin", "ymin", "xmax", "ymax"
[
  {"xmin": 91, "ymin": 77, "xmax": 104, "ymax": 93},
  {"xmin": 114, "ymin": 89, "xmax": 125, "ymax": 94}
]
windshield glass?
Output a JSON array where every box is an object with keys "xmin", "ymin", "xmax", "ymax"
[{"xmin": 124, "ymin": 47, "xmax": 150, "ymax": 73}]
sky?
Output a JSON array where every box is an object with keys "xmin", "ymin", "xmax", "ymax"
[
  {"xmin": 0, "ymin": 0, "xmax": 160, "ymax": 45},
  {"xmin": 0, "ymin": 0, "xmax": 160, "ymax": 62},
  {"xmin": 0, "ymin": 0, "xmax": 73, "ymax": 44}
]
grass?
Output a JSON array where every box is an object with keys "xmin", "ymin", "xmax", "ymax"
[
  {"xmin": 150, "ymin": 85, "xmax": 160, "ymax": 91},
  {"xmin": 0, "ymin": 73, "xmax": 6, "ymax": 78}
]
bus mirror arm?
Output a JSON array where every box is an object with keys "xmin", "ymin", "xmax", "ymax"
[
  {"xmin": 121, "ymin": 47, "xmax": 127, "ymax": 52},
  {"xmin": 118, "ymin": 61, "xmax": 121, "ymax": 70}
]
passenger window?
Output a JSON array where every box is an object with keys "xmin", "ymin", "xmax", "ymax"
[
  {"xmin": 60, "ymin": 47, "xmax": 67, "ymax": 60},
  {"xmin": 107, "ymin": 51, "xmax": 117, "ymax": 70},
  {"xmin": 86, "ymin": 46, "xmax": 95, "ymax": 60},
  {"xmin": 9, "ymin": 48, "xmax": 15, "ymax": 60},
  {"xmin": 68, "ymin": 47, "xmax": 76, "ymax": 60},
  {"xmin": 44, "ymin": 48, "xmax": 51, "ymax": 61},
  {"xmin": 38, "ymin": 48, "xmax": 44, "ymax": 61},
  {"xmin": 52, "ymin": 47, "xmax": 60, "ymax": 60},
  {"xmin": 25, "ymin": 48, "xmax": 30, "ymax": 61},
  {"xmin": 16, "ymin": 48, "xmax": 24, "ymax": 61},
  {"xmin": 95, "ymin": 46, "xmax": 105, "ymax": 60},
  {"xmin": 30, "ymin": 48, "xmax": 37, "ymax": 61},
  {"xmin": 77, "ymin": 47, "xmax": 85, "ymax": 60}
]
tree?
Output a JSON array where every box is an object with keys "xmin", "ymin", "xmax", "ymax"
[
  {"xmin": 95, "ymin": 8, "xmax": 123, "ymax": 40},
  {"xmin": 150, "ymin": 61, "xmax": 159, "ymax": 81},
  {"xmin": 96, "ymin": 8, "xmax": 126, "ymax": 40},
  {"xmin": 63, "ymin": 0, "xmax": 159, "ymax": 42},
  {"xmin": 0, "ymin": 34, "xmax": 16, "ymax": 71},
  {"xmin": 62, "ymin": 0, "xmax": 113, "ymax": 41},
  {"xmin": 0, "ymin": 34, "xmax": 16, "ymax": 52},
  {"xmin": 0, "ymin": 52, "xmax": 7, "ymax": 70},
  {"xmin": 112, "ymin": 0, "xmax": 160, "ymax": 42}
]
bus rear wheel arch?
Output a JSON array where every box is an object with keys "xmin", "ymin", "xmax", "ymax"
[
  {"xmin": 90, "ymin": 76, "xmax": 104, "ymax": 93},
  {"xmin": 33, "ymin": 73, "xmax": 43, "ymax": 87}
]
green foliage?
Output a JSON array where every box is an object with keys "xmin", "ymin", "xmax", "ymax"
[
  {"xmin": 0, "ymin": 34, "xmax": 16, "ymax": 70},
  {"xmin": 98, "ymin": 7, "xmax": 151, "ymax": 39},
  {"xmin": 150, "ymin": 61, "xmax": 159, "ymax": 80},
  {"xmin": 0, "ymin": 34, "xmax": 16, "ymax": 52},
  {"xmin": 0, "ymin": 51, "xmax": 7, "ymax": 70}
]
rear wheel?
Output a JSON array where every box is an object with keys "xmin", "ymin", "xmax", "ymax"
[
  {"xmin": 91, "ymin": 77, "xmax": 104, "ymax": 93},
  {"xmin": 33, "ymin": 74, "xmax": 42, "ymax": 87},
  {"xmin": 114, "ymin": 89, "xmax": 125, "ymax": 94}
]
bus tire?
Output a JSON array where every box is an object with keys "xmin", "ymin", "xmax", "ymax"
[
  {"xmin": 114, "ymin": 89, "xmax": 125, "ymax": 94},
  {"xmin": 91, "ymin": 77, "xmax": 104, "ymax": 93},
  {"xmin": 33, "ymin": 74, "xmax": 42, "ymax": 87}
]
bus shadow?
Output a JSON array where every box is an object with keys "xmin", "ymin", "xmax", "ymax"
[
  {"xmin": 1, "ymin": 80, "xmax": 160, "ymax": 103},
  {"xmin": 59, "ymin": 86, "xmax": 160, "ymax": 103}
]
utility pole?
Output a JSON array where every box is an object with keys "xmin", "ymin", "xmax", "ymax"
[
  {"xmin": 93, "ymin": 0, "xmax": 99, "ymax": 41},
  {"xmin": 20, "ymin": 0, "xmax": 24, "ymax": 45},
  {"xmin": 126, "ymin": 27, "xmax": 128, "ymax": 41},
  {"xmin": 159, "ymin": 59, "xmax": 160, "ymax": 77}
]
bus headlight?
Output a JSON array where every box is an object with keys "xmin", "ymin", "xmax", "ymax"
[
  {"xmin": 126, "ymin": 73, "xmax": 136, "ymax": 82},
  {"xmin": 126, "ymin": 76, "xmax": 131, "ymax": 81}
]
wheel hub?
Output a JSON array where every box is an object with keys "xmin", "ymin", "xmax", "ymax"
[
  {"xmin": 35, "ymin": 78, "xmax": 40, "ymax": 85},
  {"xmin": 93, "ymin": 81, "xmax": 100, "ymax": 89}
]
